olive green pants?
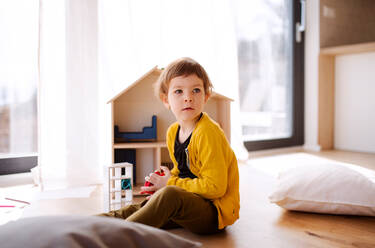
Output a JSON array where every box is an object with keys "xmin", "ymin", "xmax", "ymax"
[{"xmin": 98, "ymin": 185, "xmax": 220, "ymax": 234}]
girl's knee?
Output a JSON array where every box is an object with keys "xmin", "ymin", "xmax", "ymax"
[{"xmin": 155, "ymin": 185, "xmax": 184, "ymax": 201}]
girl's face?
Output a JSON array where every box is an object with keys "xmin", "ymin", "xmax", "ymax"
[{"xmin": 163, "ymin": 74, "xmax": 209, "ymax": 124}]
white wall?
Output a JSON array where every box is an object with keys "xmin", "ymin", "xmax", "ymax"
[
  {"xmin": 304, "ymin": 0, "xmax": 321, "ymax": 151},
  {"xmin": 334, "ymin": 52, "xmax": 375, "ymax": 153}
]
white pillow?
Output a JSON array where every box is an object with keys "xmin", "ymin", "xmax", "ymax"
[{"xmin": 269, "ymin": 162, "xmax": 375, "ymax": 216}]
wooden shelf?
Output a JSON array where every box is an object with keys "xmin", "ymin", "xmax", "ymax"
[
  {"xmin": 113, "ymin": 141, "xmax": 167, "ymax": 149},
  {"xmin": 320, "ymin": 42, "xmax": 375, "ymax": 56},
  {"xmin": 108, "ymin": 162, "xmax": 132, "ymax": 168},
  {"xmin": 109, "ymin": 176, "xmax": 131, "ymax": 181},
  {"xmin": 110, "ymin": 189, "xmax": 128, "ymax": 193},
  {"xmin": 318, "ymin": 41, "xmax": 375, "ymax": 150}
]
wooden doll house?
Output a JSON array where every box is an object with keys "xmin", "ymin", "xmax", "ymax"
[{"xmin": 107, "ymin": 66, "xmax": 233, "ymax": 188}]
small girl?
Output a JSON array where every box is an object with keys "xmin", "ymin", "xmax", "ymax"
[{"xmin": 99, "ymin": 57, "xmax": 240, "ymax": 234}]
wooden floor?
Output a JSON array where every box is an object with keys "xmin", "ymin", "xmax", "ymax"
[
  {"xmin": 307, "ymin": 149, "xmax": 375, "ymax": 170},
  {"xmin": 5, "ymin": 149, "xmax": 375, "ymax": 247}
]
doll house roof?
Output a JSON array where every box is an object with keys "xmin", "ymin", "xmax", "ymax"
[{"xmin": 107, "ymin": 66, "xmax": 233, "ymax": 104}]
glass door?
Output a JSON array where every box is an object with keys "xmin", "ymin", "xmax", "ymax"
[{"xmin": 232, "ymin": 0, "xmax": 304, "ymax": 151}]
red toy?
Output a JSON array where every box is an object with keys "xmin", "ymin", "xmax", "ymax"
[{"xmin": 140, "ymin": 170, "xmax": 165, "ymax": 195}]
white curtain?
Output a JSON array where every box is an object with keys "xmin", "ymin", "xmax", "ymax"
[
  {"xmin": 38, "ymin": 0, "xmax": 248, "ymax": 190},
  {"xmin": 99, "ymin": 0, "xmax": 239, "ymax": 98},
  {"xmin": 39, "ymin": 0, "xmax": 101, "ymax": 190}
]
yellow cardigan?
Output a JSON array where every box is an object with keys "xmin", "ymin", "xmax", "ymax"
[{"xmin": 166, "ymin": 112, "xmax": 240, "ymax": 229}]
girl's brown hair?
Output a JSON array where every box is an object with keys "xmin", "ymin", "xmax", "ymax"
[{"xmin": 154, "ymin": 57, "xmax": 213, "ymax": 100}]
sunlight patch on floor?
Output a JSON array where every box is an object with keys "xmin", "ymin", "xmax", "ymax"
[{"xmin": 247, "ymin": 152, "xmax": 338, "ymax": 178}]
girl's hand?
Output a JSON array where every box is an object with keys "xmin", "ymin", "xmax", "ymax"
[{"xmin": 141, "ymin": 166, "xmax": 171, "ymax": 193}]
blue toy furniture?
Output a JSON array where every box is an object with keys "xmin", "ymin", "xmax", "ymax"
[{"xmin": 114, "ymin": 115, "xmax": 157, "ymax": 142}]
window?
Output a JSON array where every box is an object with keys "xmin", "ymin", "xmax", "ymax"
[
  {"xmin": 232, "ymin": 0, "xmax": 304, "ymax": 151},
  {"xmin": 0, "ymin": 1, "xmax": 39, "ymax": 174}
]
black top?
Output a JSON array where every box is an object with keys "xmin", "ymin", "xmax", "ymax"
[{"xmin": 173, "ymin": 113, "xmax": 203, "ymax": 179}]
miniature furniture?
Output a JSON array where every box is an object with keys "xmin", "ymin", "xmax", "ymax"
[
  {"xmin": 114, "ymin": 115, "xmax": 157, "ymax": 142},
  {"xmin": 107, "ymin": 162, "xmax": 133, "ymax": 211},
  {"xmin": 107, "ymin": 66, "xmax": 233, "ymax": 191}
]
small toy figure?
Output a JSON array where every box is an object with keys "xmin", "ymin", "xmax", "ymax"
[{"xmin": 140, "ymin": 169, "xmax": 165, "ymax": 195}]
